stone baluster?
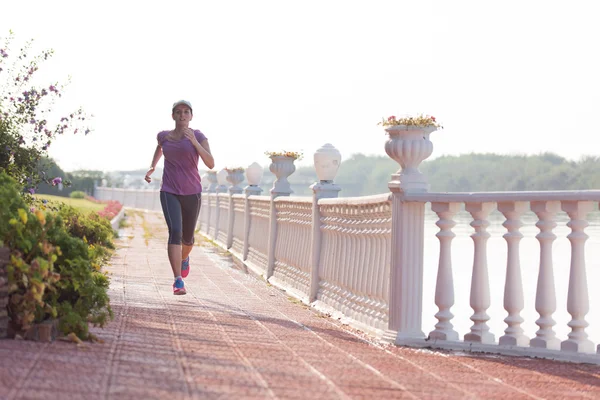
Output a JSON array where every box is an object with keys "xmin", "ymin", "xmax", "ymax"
[
  {"xmin": 310, "ymin": 144, "xmax": 342, "ymax": 302},
  {"xmin": 464, "ymin": 202, "xmax": 496, "ymax": 344},
  {"xmin": 498, "ymin": 201, "xmax": 529, "ymax": 347},
  {"xmin": 428, "ymin": 202, "xmax": 460, "ymax": 341},
  {"xmin": 243, "ymin": 163, "xmax": 264, "ymax": 261},
  {"xmin": 561, "ymin": 200, "xmax": 595, "ymax": 353},
  {"xmin": 530, "ymin": 200, "xmax": 561, "ymax": 350}
]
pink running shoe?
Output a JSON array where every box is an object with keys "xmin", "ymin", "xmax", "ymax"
[
  {"xmin": 181, "ymin": 256, "xmax": 190, "ymax": 278},
  {"xmin": 173, "ymin": 278, "xmax": 186, "ymax": 295}
]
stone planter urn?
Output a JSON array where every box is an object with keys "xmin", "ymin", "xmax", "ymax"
[
  {"xmin": 206, "ymin": 170, "xmax": 218, "ymax": 193},
  {"xmin": 269, "ymin": 156, "xmax": 296, "ymax": 195},
  {"xmin": 226, "ymin": 168, "xmax": 245, "ymax": 194},
  {"xmin": 384, "ymin": 125, "xmax": 437, "ymax": 192}
]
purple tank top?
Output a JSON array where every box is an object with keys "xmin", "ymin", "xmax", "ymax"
[{"xmin": 157, "ymin": 129, "xmax": 207, "ymax": 195}]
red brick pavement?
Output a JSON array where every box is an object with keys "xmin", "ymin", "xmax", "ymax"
[{"xmin": 1, "ymin": 210, "xmax": 599, "ymax": 399}]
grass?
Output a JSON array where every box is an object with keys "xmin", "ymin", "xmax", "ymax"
[{"xmin": 36, "ymin": 194, "xmax": 105, "ymax": 214}]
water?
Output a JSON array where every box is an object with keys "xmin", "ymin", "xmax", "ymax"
[{"xmin": 421, "ymin": 207, "xmax": 600, "ymax": 347}]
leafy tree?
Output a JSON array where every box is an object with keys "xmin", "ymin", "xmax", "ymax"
[{"xmin": 0, "ymin": 31, "xmax": 92, "ymax": 192}]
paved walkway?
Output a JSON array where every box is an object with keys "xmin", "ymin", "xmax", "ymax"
[{"xmin": 1, "ymin": 210, "xmax": 600, "ymax": 399}]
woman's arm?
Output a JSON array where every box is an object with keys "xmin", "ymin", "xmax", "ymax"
[
  {"xmin": 185, "ymin": 129, "xmax": 215, "ymax": 169},
  {"xmin": 197, "ymin": 139, "xmax": 215, "ymax": 169},
  {"xmin": 145, "ymin": 145, "xmax": 163, "ymax": 183}
]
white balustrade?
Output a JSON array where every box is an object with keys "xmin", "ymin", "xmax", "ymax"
[
  {"xmin": 229, "ymin": 195, "xmax": 246, "ymax": 255},
  {"xmin": 270, "ymin": 198, "xmax": 313, "ymax": 299},
  {"xmin": 317, "ymin": 195, "xmax": 391, "ymax": 334},
  {"xmin": 93, "ymin": 159, "xmax": 600, "ymax": 365},
  {"xmin": 216, "ymin": 193, "xmax": 230, "ymax": 246},
  {"xmin": 246, "ymin": 197, "xmax": 271, "ymax": 276}
]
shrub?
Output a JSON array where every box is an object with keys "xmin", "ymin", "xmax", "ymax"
[
  {"xmin": 57, "ymin": 204, "xmax": 115, "ymax": 249},
  {"xmin": 1, "ymin": 172, "xmax": 61, "ymax": 332},
  {"xmin": 0, "ymin": 171, "xmax": 113, "ymax": 340},
  {"xmin": 69, "ymin": 190, "xmax": 85, "ymax": 199}
]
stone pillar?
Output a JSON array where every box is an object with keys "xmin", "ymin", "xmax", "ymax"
[
  {"xmin": 226, "ymin": 168, "xmax": 245, "ymax": 249},
  {"xmin": 309, "ymin": 144, "xmax": 342, "ymax": 302},
  {"xmin": 382, "ymin": 127, "xmax": 435, "ymax": 344},
  {"xmin": 204, "ymin": 171, "xmax": 217, "ymax": 235},
  {"xmin": 266, "ymin": 155, "xmax": 297, "ymax": 279},
  {"xmin": 243, "ymin": 163, "xmax": 264, "ymax": 261},
  {"xmin": 214, "ymin": 169, "xmax": 228, "ymax": 242}
]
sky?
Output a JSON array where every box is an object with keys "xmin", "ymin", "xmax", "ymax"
[{"xmin": 2, "ymin": 0, "xmax": 599, "ymax": 173}]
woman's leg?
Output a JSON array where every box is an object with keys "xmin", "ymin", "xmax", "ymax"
[
  {"xmin": 180, "ymin": 193, "xmax": 202, "ymax": 260},
  {"xmin": 160, "ymin": 191, "xmax": 183, "ymax": 278}
]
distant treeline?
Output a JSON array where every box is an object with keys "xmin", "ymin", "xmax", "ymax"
[
  {"xmin": 40, "ymin": 152, "xmax": 600, "ymax": 198},
  {"xmin": 290, "ymin": 152, "xmax": 600, "ymax": 197}
]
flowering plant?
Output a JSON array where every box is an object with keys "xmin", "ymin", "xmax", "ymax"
[
  {"xmin": 378, "ymin": 114, "xmax": 442, "ymax": 129},
  {"xmin": 0, "ymin": 30, "xmax": 93, "ymax": 190},
  {"xmin": 264, "ymin": 150, "xmax": 303, "ymax": 161},
  {"xmin": 225, "ymin": 167, "xmax": 245, "ymax": 173},
  {"xmin": 97, "ymin": 200, "xmax": 123, "ymax": 220}
]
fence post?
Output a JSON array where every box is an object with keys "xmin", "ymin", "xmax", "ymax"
[
  {"xmin": 214, "ymin": 169, "xmax": 228, "ymax": 242},
  {"xmin": 382, "ymin": 127, "xmax": 434, "ymax": 344},
  {"xmin": 226, "ymin": 168, "xmax": 245, "ymax": 249},
  {"xmin": 309, "ymin": 144, "xmax": 342, "ymax": 302},
  {"xmin": 204, "ymin": 171, "xmax": 217, "ymax": 235},
  {"xmin": 243, "ymin": 162, "xmax": 264, "ymax": 260},
  {"xmin": 266, "ymin": 155, "xmax": 296, "ymax": 279}
]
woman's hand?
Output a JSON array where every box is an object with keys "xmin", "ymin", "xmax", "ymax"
[
  {"xmin": 184, "ymin": 128, "xmax": 199, "ymax": 146},
  {"xmin": 145, "ymin": 167, "xmax": 155, "ymax": 183}
]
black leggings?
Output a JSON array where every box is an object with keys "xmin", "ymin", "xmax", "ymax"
[{"xmin": 160, "ymin": 191, "xmax": 202, "ymax": 245}]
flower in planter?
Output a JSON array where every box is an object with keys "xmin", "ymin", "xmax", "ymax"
[
  {"xmin": 225, "ymin": 167, "xmax": 245, "ymax": 173},
  {"xmin": 378, "ymin": 114, "xmax": 443, "ymax": 129},
  {"xmin": 264, "ymin": 150, "xmax": 304, "ymax": 161}
]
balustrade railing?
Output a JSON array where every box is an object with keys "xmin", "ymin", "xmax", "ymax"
[{"xmin": 94, "ymin": 142, "xmax": 600, "ymax": 364}]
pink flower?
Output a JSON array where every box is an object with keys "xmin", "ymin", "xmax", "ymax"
[
  {"xmin": 388, "ymin": 116, "xmax": 396, "ymax": 121},
  {"xmin": 52, "ymin": 177, "xmax": 62, "ymax": 186},
  {"xmin": 431, "ymin": 116, "xmax": 436, "ymax": 122}
]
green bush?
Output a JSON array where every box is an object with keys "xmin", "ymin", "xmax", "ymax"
[
  {"xmin": 57, "ymin": 204, "xmax": 115, "ymax": 249},
  {"xmin": 69, "ymin": 190, "xmax": 86, "ymax": 199},
  {"xmin": 0, "ymin": 171, "xmax": 113, "ymax": 340}
]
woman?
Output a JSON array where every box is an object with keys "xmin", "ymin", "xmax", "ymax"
[{"xmin": 145, "ymin": 100, "xmax": 215, "ymax": 295}]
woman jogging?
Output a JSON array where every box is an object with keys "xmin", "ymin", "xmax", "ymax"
[{"xmin": 144, "ymin": 100, "xmax": 215, "ymax": 295}]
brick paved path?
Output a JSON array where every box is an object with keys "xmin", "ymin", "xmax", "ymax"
[{"xmin": 1, "ymin": 210, "xmax": 599, "ymax": 399}]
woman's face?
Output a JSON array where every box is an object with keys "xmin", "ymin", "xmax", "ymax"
[{"xmin": 172, "ymin": 105, "xmax": 193, "ymax": 125}]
